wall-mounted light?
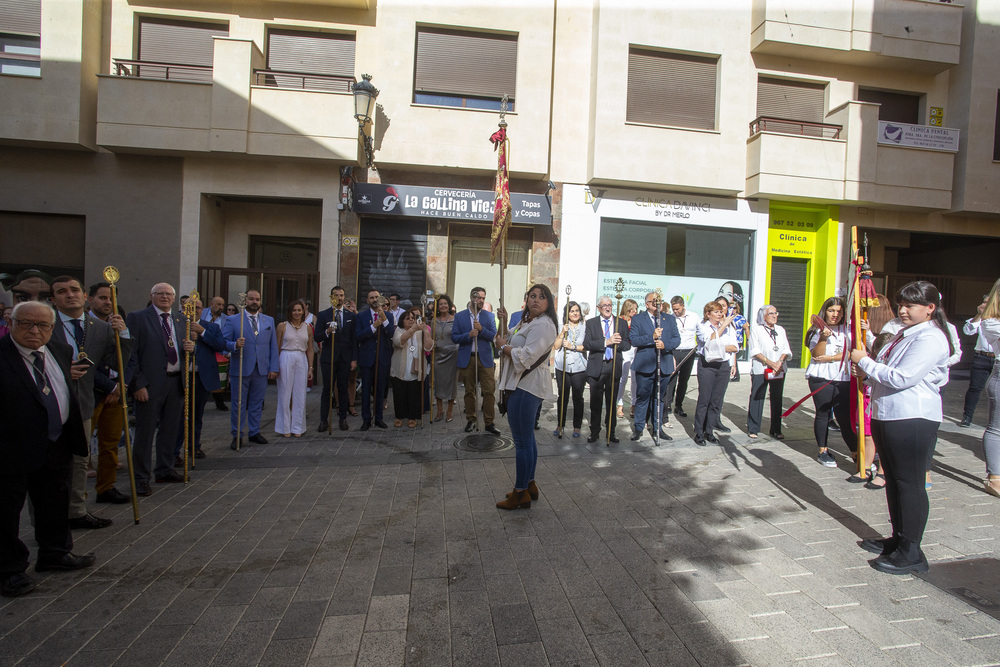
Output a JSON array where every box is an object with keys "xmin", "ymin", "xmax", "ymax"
[{"xmin": 352, "ymin": 73, "xmax": 380, "ymax": 168}]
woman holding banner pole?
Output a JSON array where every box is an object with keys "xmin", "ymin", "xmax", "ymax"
[
  {"xmin": 553, "ymin": 301, "xmax": 586, "ymax": 439},
  {"xmin": 806, "ymin": 297, "xmax": 857, "ymax": 468}
]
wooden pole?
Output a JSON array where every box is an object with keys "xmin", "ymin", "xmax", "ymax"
[
  {"xmin": 607, "ymin": 277, "xmax": 625, "ymax": 446},
  {"xmin": 851, "ymin": 226, "xmax": 866, "ymax": 476},
  {"xmin": 236, "ymin": 292, "xmax": 246, "ymax": 451}
]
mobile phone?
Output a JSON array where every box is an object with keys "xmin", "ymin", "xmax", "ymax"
[{"xmin": 74, "ymin": 355, "xmax": 95, "ymax": 367}]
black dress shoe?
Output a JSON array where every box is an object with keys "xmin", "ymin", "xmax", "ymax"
[
  {"xmin": 248, "ymin": 433, "xmax": 268, "ymax": 444},
  {"xmin": 674, "ymin": 407, "xmax": 687, "ymax": 418},
  {"xmin": 174, "ymin": 456, "xmax": 184, "ymax": 467},
  {"xmin": 155, "ymin": 471, "xmax": 184, "ymax": 483},
  {"xmin": 136, "ymin": 483, "xmax": 152, "ymax": 497},
  {"xmin": 694, "ymin": 434, "xmax": 706, "ymax": 445},
  {"xmin": 705, "ymin": 434, "xmax": 719, "ymax": 444},
  {"xmin": 360, "ymin": 421, "xmax": 371, "ymax": 431},
  {"xmin": 318, "ymin": 422, "xmax": 329, "ymax": 432},
  {"xmin": 230, "ymin": 437, "xmax": 241, "ymax": 450},
  {"xmin": 215, "ymin": 402, "xmax": 229, "ymax": 412},
  {"xmin": 374, "ymin": 420, "xmax": 388, "ymax": 429},
  {"xmin": 96, "ymin": 488, "xmax": 130, "ymax": 505},
  {"xmin": 340, "ymin": 419, "xmax": 349, "ymax": 431},
  {"xmin": 35, "ymin": 553, "xmax": 96, "ymax": 572},
  {"xmin": 534, "ymin": 422, "xmax": 540, "ymax": 430},
  {"xmin": 715, "ymin": 424, "xmax": 732, "ymax": 433},
  {"xmin": 587, "ymin": 433, "xmax": 599, "ymax": 443},
  {"xmin": 608, "ymin": 436, "xmax": 620, "ymax": 444},
  {"xmin": 860, "ymin": 537, "xmax": 897, "ymax": 555},
  {"xmin": 68, "ymin": 513, "xmax": 113, "ymax": 530},
  {"xmin": 195, "ymin": 449, "xmax": 206, "ymax": 459},
  {"xmin": 1, "ymin": 572, "xmax": 37, "ymax": 597},
  {"xmin": 630, "ymin": 430, "xmax": 643, "ymax": 441},
  {"xmin": 959, "ymin": 417, "xmax": 972, "ymax": 428},
  {"xmin": 769, "ymin": 432, "xmax": 785, "ymax": 440},
  {"xmin": 465, "ymin": 421, "xmax": 477, "ymax": 433},
  {"xmin": 871, "ymin": 551, "xmax": 929, "ymax": 575},
  {"xmin": 657, "ymin": 429, "xmax": 672, "ymax": 441},
  {"xmin": 485, "ymin": 424, "xmax": 501, "ymax": 435}
]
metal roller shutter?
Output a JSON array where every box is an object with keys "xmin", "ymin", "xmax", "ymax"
[
  {"xmin": 266, "ymin": 29, "xmax": 355, "ymax": 76},
  {"xmin": 627, "ymin": 48, "xmax": 718, "ymax": 130},
  {"xmin": 768, "ymin": 258, "xmax": 809, "ymax": 368},
  {"xmin": 757, "ymin": 77, "xmax": 825, "ymax": 122},
  {"xmin": 414, "ymin": 28, "xmax": 517, "ymax": 100},
  {"xmin": 0, "ymin": 0, "xmax": 40, "ymax": 36},
  {"xmin": 138, "ymin": 18, "xmax": 227, "ymax": 66},
  {"xmin": 358, "ymin": 220, "xmax": 427, "ymax": 305}
]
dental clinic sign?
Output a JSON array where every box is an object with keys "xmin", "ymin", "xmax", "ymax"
[
  {"xmin": 877, "ymin": 121, "xmax": 959, "ymax": 152},
  {"xmin": 352, "ymin": 183, "xmax": 551, "ymax": 225}
]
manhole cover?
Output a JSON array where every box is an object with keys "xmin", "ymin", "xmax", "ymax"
[
  {"xmin": 916, "ymin": 557, "xmax": 1000, "ymax": 620},
  {"xmin": 454, "ymin": 434, "xmax": 514, "ymax": 453}
]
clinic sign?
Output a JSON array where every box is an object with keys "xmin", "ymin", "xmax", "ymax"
[
  {"xmin": 769, "ymin": 214, "xmax": 818, "ymax": 258},
  {"xmin": 352, "ymin": 183, "xmax": 551, "ymax": 225},
  {"xmin": 877, "ymin": 121, "xmax": 959, "ymax": 152}
]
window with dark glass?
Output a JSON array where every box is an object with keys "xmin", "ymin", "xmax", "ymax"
[
  {"xmin": 0, "ymin": 0, "xmax": 40, "ymax": 77},
  {"xmin": 413, "ymin": 27, "xmax": 516, "ymax": 111},
  {"xmin": 626, "ymin": 47, "xmax": 718, "ymax": 130},
  {"xmin": 858, "ymin": 88, "xmax": 921, "ymax": 124},
  {"xmin": 261, "ymin": 29, "xmax": 355, "ymax": 92}
]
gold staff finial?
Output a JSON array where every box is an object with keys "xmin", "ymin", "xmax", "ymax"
[
  {"xmin": 103, "ymin": 266, "xmax": 120, "ymax": 285},
  {"xmin": 237, "ymin": 292, "xmax": 247, "ymax": 308},
  {"xmin": 613, "ymin": 277, "xmax": 625, "ymax": 300}
]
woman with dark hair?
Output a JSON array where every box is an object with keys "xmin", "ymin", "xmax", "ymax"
[
  {"xmin": 851, "ymin": 281, "xmax": 954, "ymax": 574},
  {"xmin": 493, "ymin": 284, "xmax": 557, "ymax": 509},
  {"xmin": 805, "ymin": 297, "xmax": 857, "ymax": 467},
  {"xmin": 391, "ymin": 306, "xmax": 433, "ymax": 428},
  {"xmin": 432, "ymin": 294, "xmax": 459, "ymax": 422},
  {"xmin": 275, "ymin": 299, "xmax": 314, "ymax": 437},
  {"xmin": 225, "ymin": 303, "xmax": 238, "ymax": 316},
  {"xmin": 553, "ymin": 300, "xmax": 587, "ymax": 438},
  {"xmin": 693, "ymin": 301, "xmax": 739, "ymax": 445}
]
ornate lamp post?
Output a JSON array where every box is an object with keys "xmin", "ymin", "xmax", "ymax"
[{"xmin": 352, "ymin": 73, "xmax": 380, "ymax": 168}]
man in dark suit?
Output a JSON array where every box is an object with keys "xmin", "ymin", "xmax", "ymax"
[
  {"xmin": 355, "ymin": 289, "xmax": 395, "ymax": 431},
  {"xmin": 583, "ymin": 296, "xmax": 631, "ymax": 444},
  {"xmin": 1, "ymin": 301, "xmax": 96, "ymax": 598},
  {"xmin": 222, "ymin": 289, "xmax": 279, "ymax": 449},
  {"xmin": 125, "ymin": 283, "xmax": 194, "ymax": 495},
  {"xmin": 180, "ymin": 298, "xmax": 234, "ymax": 458},
  {"xmin": 452, "ymin": 287, "xmax": 500, "ymax": 434},
  {"xmin": 314, "ymin": 285, "xmax": 357, "ymax": 432},
  {"xmin": 629, "ymin": 292, "xmax": 681, "ymax": 443},
  {"xmin": 51, "ymin": 276, "xmax": 129, "ymax": 526}
]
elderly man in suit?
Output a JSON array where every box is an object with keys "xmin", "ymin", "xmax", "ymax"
[
  {"xmin": 452, "ymin": 286, "xmax": 500, "ymax": 434},
  {"xmin": 1, "ymin": 301, "xmax": 96, "ymax": 598},
  {"xmin": 629, "ymin": 291, "xmax": 681, "ymax": 443},
  {"xmin": 583, "ymin": 295, "xmax": 631, "ymax": 444},
  {"xmin": 50, "ymin": 276, "xmax": 131, "ymax": 526},
  {"xmin": 355, "ymin": 289, "xmax": 395, "ymax": 431},
  {"xmin": 125, "ymin": 283, "xmax": 195, "ymax": 495},
  {"xmin": 222, "ymin": 289, "xmax": 279, "ymax": 449},
  {"xmin": 315, "ymin": 285, "xmax": 357, "ymax": 432}
]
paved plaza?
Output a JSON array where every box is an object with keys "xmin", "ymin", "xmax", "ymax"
[{"xmin": 2, "ymin": 369, "xmax": 999, "ymax": 666}]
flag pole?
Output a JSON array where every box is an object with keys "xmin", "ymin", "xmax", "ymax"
[{"xmin": 851, "ymin": 227, "xmax": 866, "ymax": 477}]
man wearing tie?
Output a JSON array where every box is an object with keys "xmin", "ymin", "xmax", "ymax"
[
  {"xmin": 1, "ymin": 301, "xmax": 96, "ymax": 598},
  {"xmin": 222, "ymin": 289, "xmax": 279, "ymax": 450},
  {"xmin": 452, "ymin": 287, "xmax": 500, "ymax": 434},
  {"xmin": 629, "ymin": 292, "xmax": 681, "ymax": 443},
  {"xmin": 583, "ymin": 296, "xmax": 631, "ymax": 443},
  {"xmin": 355, "ymin": 289, "xmax": 395, "ymax": 431},
  {"xmin": 314, "ymin": 285, "xmax": 357, "ymax": 432}
]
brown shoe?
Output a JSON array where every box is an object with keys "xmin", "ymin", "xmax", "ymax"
[
  {"xmin": 496, "ymin": 488, "xmax": 532, "ymax": 510},
  {"xmin": 507, "ymin": 481, "xmax": 539, "ymax": 501},
  {"xmin": 986, "ymin": 478, "xmax": 1000, "ymax": 498}
]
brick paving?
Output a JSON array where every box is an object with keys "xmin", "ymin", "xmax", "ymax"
[{"xmin": 2, "ymin": 370, "xmax": 998, "ymax": 666}]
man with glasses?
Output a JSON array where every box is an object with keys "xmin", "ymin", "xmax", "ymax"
[
  {"xmin": 124, "ymin": 284, "xmax": 195, "ymax": 495},
  {"xmin": 629, "ymin": 292, "xmax": 680, "ymax": 443},
  {"xmin": 1, "ymin": 301, "xmax": 95, "ymax": 598},
  {"xmin": 583, "ymin": 296, "xmax": 631, "ymax": 443}
]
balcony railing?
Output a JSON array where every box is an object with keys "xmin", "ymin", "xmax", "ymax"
[
  {"xmin": 749, "ymin": 116, "xmax": 843, "ymax": 139},
  {"xmin": 113, "ymin": 59, "xmax": 212, "ymax": 83},
  {"xmin": 253, "ymin": 69, "xmax": 354, "ymax": 93}
]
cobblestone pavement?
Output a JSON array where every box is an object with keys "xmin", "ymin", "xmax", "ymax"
[{"xmin": 2, "ymin": 369, "xmax": 998, "ymax": 666}]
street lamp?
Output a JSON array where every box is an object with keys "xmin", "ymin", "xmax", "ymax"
[{"xmin": 352, "ymin": 73, "xmax": 379, "ymax": 168}]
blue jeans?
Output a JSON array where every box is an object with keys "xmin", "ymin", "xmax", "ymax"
[{"xmin": 507, "ymin": 389, "xmax": 542, "ymax": 489}]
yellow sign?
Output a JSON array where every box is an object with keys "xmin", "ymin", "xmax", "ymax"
[
  {"xmin": 342, "ymin": 235, "xmax": 359, "ymax": 247},
  {"xmin": 930, "ymin": 106, "xmax": 944, "ymax": 126},
  {"xmin": 769, "ymin": 216, "xmax": 818, "ymax": 258}
]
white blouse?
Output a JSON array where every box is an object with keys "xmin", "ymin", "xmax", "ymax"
[
  {"xmin": 747, "ymin": 324, "xmax": 793, "ymax": 375},
  {"xmin": 696, "ymin": 321, "xmax": 738, "ymax": 362},
  {"xmin": 499, "ymin": 315, "xmax": 557, "ymax": 400},
  {"xmin": 805, "ymin": 325, "xmax": 850, "ymax": 382},
  {"xmin": 858, "ymin": 320, "xmax": 950, "ymax": 422},
  {"xmin": 554, "ymin": 322, "xmax": 587, "ymax": 373},
  {"xmin": 982, "ymin": 318, "xmax": 1000, "ymax": 355}
]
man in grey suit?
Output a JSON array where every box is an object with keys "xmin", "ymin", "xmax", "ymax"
[
  {"xmin": 50, "ymin": 276, "xmax": 131, "ymax": 527},
  {"xmin": 125, "ymin": 283, "xmax": 195, "ymax": 496}
]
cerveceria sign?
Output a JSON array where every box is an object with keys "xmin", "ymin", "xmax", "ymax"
[{"xmin": 352, "ymin": 183, "xmax": 551, "ymax": 226}]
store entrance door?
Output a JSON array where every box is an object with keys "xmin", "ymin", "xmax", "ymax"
[
  {"xmin": 197, "ymin": 268, "xmax": 318, "ymax": 321},
  {"xmin": 769, "ymin": 257, "xmax": 809, "ymax": 367}
]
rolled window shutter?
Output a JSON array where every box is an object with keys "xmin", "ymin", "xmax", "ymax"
[
  {"xmin": 267, "ymin": 29, "xmax": 355, "ymax": 76},
  {"xmin": 139, "ymin": 18, "xmax": 227, "ymax": 66},
  {"xmin": 627, "ymin": 48, "xmax": 717, "ymax": 130},
  {"xmin": 0, "ymin": 0, "xmax": 41, "ymax": 36},
  {"xmin": 756, "ymin": 77, "xmax": 825, "ymax": 122},
  {"xmin": 415, "ymin": 28, "xmax": 516, "ymax": 100}
]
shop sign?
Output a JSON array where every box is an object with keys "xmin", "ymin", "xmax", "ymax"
[
  {"xmin": 342, "ymin": 235, "xmax": 359, "ymax": 247},
  {"xmin": 769, "ymin": 217, "xmax": 817, "ymax": 258},
  {"xmin": 352, "ymin": 183, "xmax": 551, "ymax": 225},
  {"xmin": 596, "ymin": 271, "xmax": 750, "ymax": 314},
  {"xmin": 877, "ymin": 121, "xmax": 958, "ymax": 152}
]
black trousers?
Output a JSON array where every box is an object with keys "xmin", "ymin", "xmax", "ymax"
[
  {"xmin": 747, "ymin": 373, "xmax": 785, "ymax": 435},
  {"xmin": 0, "ymin": 445, "xmax": 73, "ymax": 576},
  {"xmin": 391, "ymin": 377, "xmax": 422, "ymax": 420},
  {"xmin": 963, "ymin": 354, "xmax": 996, "ymax": 421},
  {"xmin": 588, "ymin": 359, "xmax": 621, "ymax": 436},
  {"xmin": 871, "ymin": 418, "xmax": 938, "ymax": 562},
  {"xmin": 133, "ymin": 375, "xmax": 184, "ymax": 483},
  {"xmin": 320, "ymin": 356, "xmax": 351, "ymax": 423},
  {"xmin": 670, "ymin": 348, "xmax": 696, "ymax": 409},
  {"xmin": 808, "ymin": 378, "xmax": 857, "ymax": 452},
  {"xmin": 555, "ymin": 369, "xmax": 586, "ymax": 430},
  {"xmin": 694, "ymin": 357, "xmax": 730, "ymax": 438}
]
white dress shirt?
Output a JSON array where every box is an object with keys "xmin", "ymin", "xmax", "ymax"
[
  {"xmin": 14, "ymin": 341, "xmax": 71, "ymax": 425},
  {"xmin": 499, "ymin": 315, "xmax": 557, "ymax": 400},
  {"xmin": 747, "ymin": 324, "xmax": 793, "ymax": 375},
  {"xmin": 858, "ymin": 320, "xmax": 950, "ymax": 422},
  {"xmin": 674, "ymin": 311, "xmax": 698, "ymax": 349},
  {"xmin": 56, "ymin": 310, "xmax": 85, "ymax": 360},
  {"xmin": 981, "ymin": 319, "xmax": 1000, "ymax": 355},
  {"xmin": 696, "ymin": 321, "xmax": 737, "ymax": 361},
  {"xmin": 965, "ymin": 317, "xmax": 996, "ymax": 355},
  {"xmin": 805, "ymin": 325, "xmax": 850, "ymax": 381}
]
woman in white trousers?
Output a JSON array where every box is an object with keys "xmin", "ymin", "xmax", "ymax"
[{"xmin": 276, "ymin": 300, "xmax": 314, "ymax": 437}]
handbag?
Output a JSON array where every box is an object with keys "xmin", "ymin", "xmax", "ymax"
[{"xmin": 497, "ymin": 352, "xmax": 549, "ymax": 416}]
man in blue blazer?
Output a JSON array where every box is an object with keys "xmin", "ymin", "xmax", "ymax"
[
  {"xmin": 125, "ymin": 283, "xmax": 195, "ymax": 494},
  {"xmin": 452, "ymin": 286, "xmax": 500, "ymax": 434},
  {"xmin": 315, "ymin": 285, "xmax": 357, "ymax": 432},
  {"xmin": 355, "ymin": 289, "xmax": 395, "ymax": 430},
  {"xmin": 629, "ymin": 292, "xmax": 681, "ymax": 443},
  {"xmin": 222, "ymin": 289, "xmax": 279, "ymax": 449}
]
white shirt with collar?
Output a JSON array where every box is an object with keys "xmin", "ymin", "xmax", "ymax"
[
  {"xmin": 695, "ymin": 321, "xmax": 737, "ymax": 360},
  {"xmin": 748, "ymin": 323, "xmax": 793, "ymax": 375},
  {"xmin": 13, "ymin": 340, "xmax": 71, "ymax": 425},
  {"xmin": 155, "ymin": 305, "xmax": 181, "ymax": 373},
  {"xmin": 858, "ymin": 320, "xmax": 950, "ymax": 422},
  {"xmin": 56, "ymin": 310, "xmax": 86, "ymax": 360},
  {"xmin": 673, "ymin": 310, "xmax": 698, "ymax": 349},
  {"xmin": 965, "ymin": 317, "xmax": 996, "ymax": 355},
  {"xmin": 805, "ymin": 325, "xmax": 851, "ymax": 382}
]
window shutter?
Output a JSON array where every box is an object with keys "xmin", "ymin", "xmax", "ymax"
[
  {"xmin": 267, "ymin": 29, "xmax": 355, "ymax": 76},
  {"xmin": 0, "ymin": 0, "xmax": 41, "ymax": 35},
  {"xmin": 138, "ymin": 18, "xmax": 227, "ymax": 66},
  {"xmin": 627, "ymin": 48, "xmax": 717, "ymax": 130},
  {"xmin": 756, "ymin": 78, "xmax": 825, "ymax": 122},
  {"xmin": 414, "ymin": 28, "xmax": 516, "ymax": 100},
  {"xmin": 857, "ymin": 88, "xmax": 920, "ymax": 124}
]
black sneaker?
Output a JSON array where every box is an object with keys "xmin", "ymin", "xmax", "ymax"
[
  {"xmin": 828, "ymin": 420, "xmax": 841, "ymax": 432},
  {"xmin": 959, "ymin": 417, "xmax": 972, "ymax": 428}
]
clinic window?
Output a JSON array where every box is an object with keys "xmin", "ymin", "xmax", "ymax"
[{"xmin": 626, "ymin": 47, "xmax": 718, "ymax": 130}]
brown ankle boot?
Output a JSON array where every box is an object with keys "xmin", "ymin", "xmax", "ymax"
[
  {"xmin": 506, "ymin": 481, "xmax": 539, "ymax": 501},
  {"xmin": 496, "ymin": 488, "xmax": 531, "ymax": 510}
]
